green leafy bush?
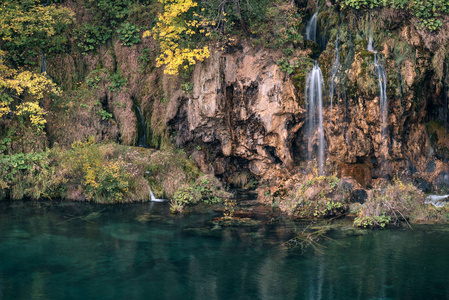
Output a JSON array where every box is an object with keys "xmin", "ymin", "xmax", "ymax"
[
  {"xmin": 108, "ymin": 73, "xmax": 128, "ymax": 92},
  {"xmin": 97, "ymin": 108, "xmax": 113, "ymax": 120},
  {"xmin": 0, "ymin": 138, "xmax": 151, "ymax": 203},
  {"xmin": 338, "ymin": 0, "xmax": 449, "ymax": 31},
  {"xmin": 170, "ymin": 175, "xmax": 229, "ymax": 213},
  {"xmin": 62, "ymin": 138, "xmax": 148, "ymax": 203},
  {"xmin": 75, "ymin": 24, "xmax": 112, "ymax": 53},
  {"xmin": 0, "ymin": 151, "xmax": 58, "ymax": 200},
  {"xmin": 353, "ymin": 179, "xmax": 424, "ymax": 228},
  {"xmin": 117, "ymin": 22, "xmax": 141, "ymax": 46},
  {"xmin": 276, "ymin": 59, "xmax": 299, "ymax": 75}
]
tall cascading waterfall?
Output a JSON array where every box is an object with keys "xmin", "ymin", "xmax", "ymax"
[
  {"xmin": 444, "ymin": 59, "xmax": 449, "ymax": 127},
  {"xmin": 41, "ymin": 49, "xmax": 47, "ymax": 74},
  {"xmin": 306, "ymin": 61, "xmax": 325, "ymax": 175},
  {"xmin": 134, "ymin": 104, "xmax": 148, "ymax": 148},
  {"xmin": 306, "ymin": 2, "xmax": 319, "ymax": 42},
  {"xmin": 367, "ymin": 14, "xmax": 374, "ymax": 52},
  {"xmin": 374, "ymin": 53, "xmax": 388, "ymax": 140},
  {"xmin": 367, "ymin": 19, "xmax": 389, "ymax": 163},
  {"xmin": 329, "ymin": 33, "xmax": 340, "ymax": 115}
]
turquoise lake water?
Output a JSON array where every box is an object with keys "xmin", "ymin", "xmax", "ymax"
[{"xmin": 1, "ymin": 201, "xmax": 449, "ymax": 299}]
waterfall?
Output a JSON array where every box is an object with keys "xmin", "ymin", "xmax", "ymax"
[
  {"xmin": 425, "ymin": 194, "xmax": 449, "ymax": 207},
  {"xmin": 135, "ymin": 104, "xmax": 148, "ymax": 148},
  {"xmin": 306, "ymin": 61, "xmax": 325, "ymax": 175},
  {"xmin": 366, "ymin": 16, "xmax": 389, "ymax": 162},
  {"xmin": 148, "ymin": 185, "xmax": 167, "ymax": 202},
  {"xmin": 374, "ymin": 53, "xmax": 388, "ymax": 133},
  {"xmin": 144, "ymin": 170, "xmax": 168, "ymax": 202},
  {"xmin": 41, "ymin": 49, "xmax": 47, "ymax": 74},
  {"xmin": 329, "ymin": 34, "xmax": 340, "ymax": 115},
  {"xmin": 306, "ymin": 12, "xmax": 318, "ymax": 42},
  {"xmin": 444, "ymin": 59, "xmax": 449, "ymax": 127},
  {"xmin": 367, "ymin": 14, "xmax": 374, "ymax": 52},
  {"xmin": 306, "ymin": 2, "xmax": 319, "ymax": 43},
  {"xmin": 367, "ymin": 36, "xmax": 374, "ymax": 53}
]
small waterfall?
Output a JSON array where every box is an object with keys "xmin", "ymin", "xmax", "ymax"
[
  {"xmin": 425, "ymin": 194, "xmax": 449, "ymax": 207},
  {"xmin": 306, "ymin": 61, "xmax": 325, "ymax": 175},
  {"xmin": 144, "ymin": 171, "xmax": 168, "ymax": 202},
  {"xmin": 135, "ymin": 104, "xmax": 148, "ymax": 148},
  {"xmin": 306, "ymin": 2, "xmax": 319, "ymax": 43},
  {"xmin": 148, "ymin": 185, "xmax": 167, "ymax": 202},
  {"xmin": 366, "ymin": 17, "xmax": 389, "ymax": 163},
  {"xmin": 367, "ymin": 14, "xmax": 374, "ymax": 53},
  {"xmin": 329, "ymin": 34, "xmax": 340, "ymax": 114},
  {"xmin": 444, "ymin": 59, "xmax": 449, "ymax": 127},
  {"xmin": 306, "ymin": 12, "xmax": 318, "ymax": 42},
  {"xmin": 41, "ymin": 49, "xmax": 47, "ymax": 74},
  {"xmin": 367, "ymin": 36, "xmax": 374, "ymax": 53},
  {"xmin": 374, "ymin": 53, "xmax": 388, "ymax": 133}
]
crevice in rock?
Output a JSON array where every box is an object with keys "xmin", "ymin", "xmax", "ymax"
[{"xmin": 264, "ymin": 146, "xmax": 283, "ymax": 164}]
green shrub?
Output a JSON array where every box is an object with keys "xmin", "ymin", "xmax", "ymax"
[
  {"xmin": 353, "ymin": 179, "xmax": 424, "ymax": 228},
  {"xmin": 75, "ymin": 24, "xmax": 112, "ymax": 53},
  {"xmin": 62, "ymin": 138, "xmax": 149, "ymax": 203},
  {"xmin": 338, "ymin": 0, "xmax": 449, "ymax": 31},
  {"xmin": 108, "ymin": 73, "xmax": 128, "ymax": 92},
  {"xmin": 170, "ymin": 175, "xmax": 229, "ymax": 213},
  {"xmin": 117, "ymin": 22, "xmax": 141, "ymax": 46},
  {"xmin": 0, "ymin": 150, "xmax": 61, "ymax": 200}
]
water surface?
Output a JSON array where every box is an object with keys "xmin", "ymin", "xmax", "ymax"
[{"xmin": 0, "ymin": 201, "xmax": 448, "ymax": 299}]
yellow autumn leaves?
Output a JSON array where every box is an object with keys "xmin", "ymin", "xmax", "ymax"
[
  {"xmin": 0, "ymin": 61, "xmax": 61, "ymax": 131},
  {"xmin": 144, "ymin": 0, "xmax": 213, "ymax": 75},
  {"xmin": 0, "ymin": 1, "xmax": 72, "ymax": 132}
]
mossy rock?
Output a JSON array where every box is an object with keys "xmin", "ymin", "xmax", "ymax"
[
  {"xmin": 426, "ymin": 121, "xmax": 449, "ymax": 160},
  {"xmin": 305, "ymin": 40, "xmax": 321, "ymax": 59},
  {"xmin": 360, "ymin": 50, "xmax": 375, "ymax": 60}
]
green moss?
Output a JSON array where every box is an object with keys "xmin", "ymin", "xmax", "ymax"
[
  {"xmin": 360, "ymin": 50, "xmax": 375, "ymax": 60},
  {"xmin": 292, "ymin": 73, "xmax": 306, "ymax": 95},
  {"xmin": 426, "ymin": 121, "xmax": 449, "ymax": 159}
]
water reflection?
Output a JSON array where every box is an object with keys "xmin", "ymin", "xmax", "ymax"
[{"xmin": 0, "ymin": 202, "xmax": 449, "ymax": 299}]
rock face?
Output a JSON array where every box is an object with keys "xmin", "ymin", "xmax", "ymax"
[
  {"xmin": 165, "ymin": 14, "xmax": 449, "ymax": 193},
  {"xmin": 48, "ymin": 0, "xmax": 449, "ymax": 198},
  {"xmin": 168, "ymin": 43, "xmax": 304, "ymax": 182}
]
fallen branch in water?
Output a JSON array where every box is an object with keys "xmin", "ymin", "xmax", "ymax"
[
  {"xmin": 281, "ymin": 224, "xmax": 335, "ymax": 254},
  {"xmin": 58, "ymin": 209, "xmax": 106, "ymax": 224}
]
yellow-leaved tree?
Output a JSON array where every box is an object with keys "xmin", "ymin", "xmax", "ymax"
[
  {"xmin": 0, "ymin": 0, "xmax": 74, "ymax": 136},
  {"xmin": 144, "ymin": 0, "xmax": 213, "ymax": 75},
  {"xmin": 0, "ymin": 56, "xmax": 60, "ymax": 131}
]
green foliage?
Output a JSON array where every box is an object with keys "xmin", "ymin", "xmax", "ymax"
[
  {"xmin": 75, "ymin": 24, "xmax": 112, "ymax": 54},
  {"xmin": 0, "ymin": 138, "xmax": 12, "ymax": 154},
  {"xmin": 0, "ymin": 137, "xmax": 153, "ymax": 203},
  {"xmin": 354, "ymin": 213, "xmax": 391, "ymax": 228},
  {"xmin": 61, "ymin": 138, "xmax": 150, "ymax": 203},
  {"xmin": 0, "ymin": 150, "xmax": 58, "ymax": 200},
  {"xmin": 91, "ymin": 0, "xmax": 133, "ymax": 26},
  {"xmin": 248, "ymin": 0, "xmax": 303, "ymax": 49},
  {"xmin": 85, "ymin": 69, "xmax": 107, "ymax": 89},
  {"xmin": 0, "ymin": 0, "xmax": 75, "ymax": 65},
  {"xmin": 84, "ymin": 69, "xmax": 128, "ymax": 93},
  {"xmin": 139, "ymin": 48, "xmax": 156, "ymax": 72},
  {"xmin": 170, "ymin": 175, "xmax": 228, "ymax": 213},
  {"xmin": 353, "ymin": 179, "xmax": 425, "ymax": 228},
  {"xmin": 338, "ymin": 0, "xmax": 449, "ymax": 31},
  {"xmin": 276, "ymin": 59, "xmax": 299, "ymax": 75},
  {"xmin": 117, "ymin": 22, "xmax": 142, "ymax": 46},
  {"xmin": 108, "ymin": 73, "xmax": 128, "ymax": 92},
  {"xmin": 279, "ymin": 174, "xmax": 347, "ymax": 218},
  {"xmin": 181, "ymin": 82, "xmax": 194, "ymax": 93},
  {"xmin": 97, "ymin": 108, "xmax": 113, "ymax": 120}
]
